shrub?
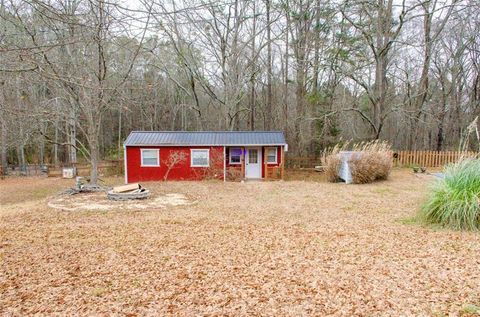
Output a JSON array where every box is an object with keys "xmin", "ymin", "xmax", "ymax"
[
  {"xmin": 324, "ymin": 140, "xmax": 392, "ymax": 184},
  {"xmin": 226, "ymin": 168, "xmax": 243, "ymax": 181},
  {"xmin": 420, "ymin": 159, "xmax": 480, "ymax": 231}
]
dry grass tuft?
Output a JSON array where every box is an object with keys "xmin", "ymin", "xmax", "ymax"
[
  {"xmin": 325, "ymin": 154, "xmax": 342, "ymax": 182},
  {"xmin": 324, "ymin": 140, "xmax": 393, "ymax": 184},
  {"xmin": 349, "ymin": 151, "xmax": 392, "ymax": 184}
]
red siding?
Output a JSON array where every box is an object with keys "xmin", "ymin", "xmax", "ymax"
[
  {"xmin": 126, "ymin": 145, "xmax": 284, "ymax": 182},
  {"xmin": 262, "ymin": 146, "xmax": 282, "ymax": 178},
  {"xmin": 126, "ymin": 146, "xmax": 224, "ymax": 182}
]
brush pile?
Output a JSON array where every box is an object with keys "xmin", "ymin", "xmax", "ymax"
[{"xmin": 324, "ymin": 140, "xmax": 392, "ymax": 184}]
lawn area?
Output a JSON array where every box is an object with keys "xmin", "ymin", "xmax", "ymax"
[{"xmin": 1, "ymin": 170, "xmax": 479, "ymax": 316}]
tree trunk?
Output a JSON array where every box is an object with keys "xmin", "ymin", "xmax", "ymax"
[
  {"xmin": 87, "ymin": 106, "xmax": 102, "ymax": 184},
  {"xmin": 1, "ymin": 119, "xmax": 7, "ymax": 175},
  {"xmin": 118, "ymin": 109, "xmax": 122, "ymax": 152},
  {"xmin": 53, "ymin": 119, "xmax": 59, "ymax": 167},
  {"xmin": 437, "ymin": 117, "xmax": 445, "ymax": 151},
  {"xmin": 265, "ymin": 0, "xmax": 272, "ymax": 130},
  {"xmin": 410, "ymin": 2, "xmax": 433, "ymax": 149},
  {"xmin": 283, "ymin": 13, "xmax": 290, "ymax": 138},
  {"xmin": 39, "ymin": 139, "xmax": 45, "ymax": 165},
  {"xmin": 17, "ymin": 144, "xmax": 26, "ymax": 175},
  {"xmin": 312, "ymin": 0, "xmax": 321, "ymax": 91},
  {"xmin": 295, "ymin": 56, "xmax": 306, "ymax": 151},
  {"xmin": 249, "ymin": 0, "xmax": 256, "ymax": 131},
  {"xmin": 372, "ymin": 0, "xmax": 392, "ymax": 139},
  {"xmin": 90, "ymin": 137, "xmax": 99, "ymax": 184}
]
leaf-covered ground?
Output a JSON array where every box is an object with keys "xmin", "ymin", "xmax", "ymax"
[{"xmin": 1, "ymin": 170, "xmax": 479, "ymax": 316}]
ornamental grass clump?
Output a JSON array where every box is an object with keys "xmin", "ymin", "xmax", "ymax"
[
  {"xmin": 349, "ymin": 150, "xmax": 392, "ymax": 184},
  {"xmin": 325, "ymin": 154, "xmax": 342, "ymax": 182},
  {"xmin": 324, "ymin": 140, "xmax": 392, "ymax": 184},
  {"xmin": 421, "ymin": 159, "xmax": 480, "ymax": 231}
]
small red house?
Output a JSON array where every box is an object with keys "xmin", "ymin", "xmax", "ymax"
[{"xmin": 123, "ymin": 131, "xmax": 287, "ymax": 183}]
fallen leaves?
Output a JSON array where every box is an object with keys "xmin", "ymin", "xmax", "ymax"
[{"xmin": 1, "ymin": 170, "xmax": 479, "ymax": 316}]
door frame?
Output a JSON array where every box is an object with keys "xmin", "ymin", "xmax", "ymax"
[{"xmin": 245, "ymin": 147, "xmax": 262, "ymax": 179}]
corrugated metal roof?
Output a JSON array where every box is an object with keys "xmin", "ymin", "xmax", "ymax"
[{"xmin": 124, "ymin": 131, "xmax": 287, "ymax": 146}]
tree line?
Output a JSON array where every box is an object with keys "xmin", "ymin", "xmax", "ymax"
[{"xmin": 0, "ymin": 0, "xmax": 479, "ymax": 183}]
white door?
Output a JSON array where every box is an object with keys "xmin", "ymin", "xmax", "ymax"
[{"xmin": 245, "ymin": 147, "xmax": 261, "ymax": 179}]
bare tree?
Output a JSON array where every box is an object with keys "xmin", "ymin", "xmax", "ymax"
[
  {"xmin": 163, "ymin": 151, "xmax": 187, "ymax": 180},
  {"xmin": 1, "ymin": 0, "xmax": 479, "ymax": 171}
]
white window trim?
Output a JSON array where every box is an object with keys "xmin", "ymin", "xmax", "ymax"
[
  {"xmin": 229, "ymin": 147, "xmax": 242, "ymax": 165},
  {"xmin": 266, "ymin": 147, "xmax": 278, "ymax": 164},
  {"xmin": 190, "ymin": 149, "xmax": 210, "ymax": 167},
  {"xmin": 140, "ymin": 148, "xmax": 160, "ymax": 167},
  {"xmin": 124, "ymin": 145, "xmax": 128, "ymax": 184}
]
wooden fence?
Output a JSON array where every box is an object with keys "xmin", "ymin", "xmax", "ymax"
[
  {"xmin": 47, "ymin": 160, "xmax": 123, "ymax": 177},
  {"xmin": 286, "ymin": 151, "xmax": 479, "ymax": 169},
  {"xmin": 393, "ymin": 151, "xmax": 478, "ymax": 167},
  {"xmin": 286, "ymin": 156, "xmax": 325, "ymax": 169},
  {"xmin": 3, "ymin": 164, "xmax": 49, "ymax": 177},
  {"xmin": 1, "ymin": 160, "xmax": 123, "ymax": 177}
]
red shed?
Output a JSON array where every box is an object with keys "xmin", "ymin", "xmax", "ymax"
[{"xmin": 124, "ymin": 131, "xmax": 288, "ymax": 183}]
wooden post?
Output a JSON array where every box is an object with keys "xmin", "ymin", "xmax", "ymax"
[
  {"xmin": 223, "ymin": 146, "xmax": 226, "ymax": 182},
  {"xmin": 280, "ymin": 146, "xmax": 285, "ymax": 180},
  {"xmin": 264, "ymin": 147, "xmax": 268, "ymax": 180},
  {"xmin": 241, "ymin": 147, "xmax": 245, "ymax": 180}
]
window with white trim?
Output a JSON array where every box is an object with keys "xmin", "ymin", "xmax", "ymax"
[
  {"xmin": 141, "ymin": 149, "xmax": 160, "ymax": 166},
  {"xmin": 229, "ymin": 148, "xmax": 242, "ymax": 164},
  {"xmin": 191, "ymin": 149, "xmax": 210, "ymax": 167},
  {"xmin": 266, "ymin": 147, "xmax": 277, "ymax": 164}
]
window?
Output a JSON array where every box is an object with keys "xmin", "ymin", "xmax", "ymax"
[
  {"xmin": 191, "ymin": 149, "xmax": 209, "ymax": 167},
  {"xmin": 229, "ymin": 148, "xmax": 242, "ymax": 164},
  {"xmin": 141, "ymin": 149, "xmax": 159, "ymax": 167},
  {"xmin": 248, "ymin": 149, "xmax": 258, "ymax": 163},
  {"xmin": 266, "ymin": 147, "xmax": 277, "ymax": 164}
]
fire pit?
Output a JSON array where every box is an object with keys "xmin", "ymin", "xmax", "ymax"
[{"xmin": 106, "ymin": 183, "xmax": 150, "ymax": 201}]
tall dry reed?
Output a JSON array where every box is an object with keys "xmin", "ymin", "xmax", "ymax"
[{"xmin": 324, "ymin": 140, "xmax": 393, "ymax": 184}]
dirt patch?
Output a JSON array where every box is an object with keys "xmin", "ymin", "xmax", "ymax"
[{"xmin": 47, "ymin": 192, "xmax": 196, "ymax": 211}]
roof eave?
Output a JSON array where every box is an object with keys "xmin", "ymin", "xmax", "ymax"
[{"xmin": 124, "ymin": 143, "xmax": 288, "ymax": 147}]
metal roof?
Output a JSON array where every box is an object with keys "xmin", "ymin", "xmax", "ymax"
[{"xmin": 124, "ymin": 131, "xmax": 287, "ymax": 146}]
